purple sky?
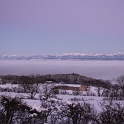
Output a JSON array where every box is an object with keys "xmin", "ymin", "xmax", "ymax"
[{"xmin": 0, "ymin": 0, "xmax": 124, "ymax": 55}]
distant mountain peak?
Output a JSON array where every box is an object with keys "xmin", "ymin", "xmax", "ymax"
[{"xmin": 0, "ymin": 53, "xmax": 124, "ymax": 60}]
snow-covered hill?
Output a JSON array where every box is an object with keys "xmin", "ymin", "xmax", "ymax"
[{"xmin": 0, "ymin": 53, "xmax": 124, "ymax": 60}]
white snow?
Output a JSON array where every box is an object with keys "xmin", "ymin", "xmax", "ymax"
[
  {"xmin": 55, "ymin": 83, "xmax": 81, "ymax": 87},
  {"xmin": 0, "ymin": 84, "xmax": 19, "ymax": 89}
]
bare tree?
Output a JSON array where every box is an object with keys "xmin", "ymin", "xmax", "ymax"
[
  {"xmin": 59, "ymin": 101, "xmax": 96, "ymax": 124},
  {"xmin": 117, "ymin": 75, "xmax": 124, "ymax": 99},
  {"xmin": 0, "ymin": 96, "xmax": 51, "ymax": 124},
  {"xmin": 0, "ymin": 96, "xmax": 32, "ymax": 124},
  {"xmin": 98, "ymin": 103, "xmax": 124, "ymax": 124},
  {"xmin": 39, "ymin": 83, "xmax": 59, "ymax": 124},
  {"xmin": 95, "ymin": 87, "xmax": 106, "ymax": 97},
  {"xmin": 20, "ymin": 83, "xmax": 41, "ymax": 99},
  {"xmin": 40, "ymin": 83, "xmax": 57, "ymax": 100}
]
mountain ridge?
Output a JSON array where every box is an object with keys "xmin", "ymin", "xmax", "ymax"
[{"xmin": 0, "ymin": 52, "xmax": 124, "ymax": 60}]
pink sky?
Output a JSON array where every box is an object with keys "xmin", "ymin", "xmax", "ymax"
[{"xmin": 0, "ymin": 0, "xmax": 124, "ymax": 54}]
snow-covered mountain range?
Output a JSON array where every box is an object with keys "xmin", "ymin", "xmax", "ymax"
[{"xmin": 0, "ymin": 53, "xmax": 124, "ymax": 60}]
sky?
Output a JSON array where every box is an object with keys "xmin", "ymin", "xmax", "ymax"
[{"xmin": 0, "ymin": 0, "xmax": 124, "ymax": 55}]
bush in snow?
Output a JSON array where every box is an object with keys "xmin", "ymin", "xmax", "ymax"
[
  {"xmin": 72, "ymin": 90, "xmax": 80, "ymax": 96},
  {"xmin": 58, "ymin": 101, "xmax": 97, "ymax": 124},
  {"xmin": 98, "ymin": 103, "xmax": 124, "ymax": 124},
  {"xmin": 60, "ymin": 90, "xmax": 68, "ymax": 95}
]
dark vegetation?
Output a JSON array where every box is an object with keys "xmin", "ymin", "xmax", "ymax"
[
  {"xmin": 0, "ymin": 96, "xmax": 124, "ymax": 124},
  {"xmin": 0, "ymin": 73, "xmax": 111, "ymax": 88},
  {"xmin": 1, "ymin": 74, "xmax": 124, "ymax": 100}
]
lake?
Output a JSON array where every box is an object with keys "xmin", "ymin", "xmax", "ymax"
[{"xmin": 0, "ymin": 60, "xmax": 124, "ymax": 80}]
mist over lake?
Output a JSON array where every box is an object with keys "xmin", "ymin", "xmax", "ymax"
[{"xmin": 0, "ymin": 60, "xmax": 124, "ymax": 80}]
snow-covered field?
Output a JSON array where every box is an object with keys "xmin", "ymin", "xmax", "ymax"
[
  {"xmin": 0, "ymin": 83, "xmax": 123, "ymax": 114},
  {"xmin": 1, "ymin": 83, "xmax": 124, "ymax": 124},
  {"xmin": 0, "ymin": 60, "xmax": 124, "ymax": 80}
]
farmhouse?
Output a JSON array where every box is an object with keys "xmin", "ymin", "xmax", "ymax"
[
  {"xmin": 55, "ymin": 84, "xmax": 87, "ymax": 91},
  {"xmin": 79, "ymin": 86, "xmax": 87, "ymax": 91}
]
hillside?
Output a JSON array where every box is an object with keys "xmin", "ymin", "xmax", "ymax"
[{"xmin": 0, "ymin": 73, "xmax": 111, "ymax": 88}]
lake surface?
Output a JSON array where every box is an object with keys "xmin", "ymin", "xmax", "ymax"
[{"xmin": 0, "ymin": 60, "xmax": 124, "ymax": 80}]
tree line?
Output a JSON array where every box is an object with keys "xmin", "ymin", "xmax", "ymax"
[{"xmin": 0, "ymin": 73, "xmax": 111, "ymax": 88}]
